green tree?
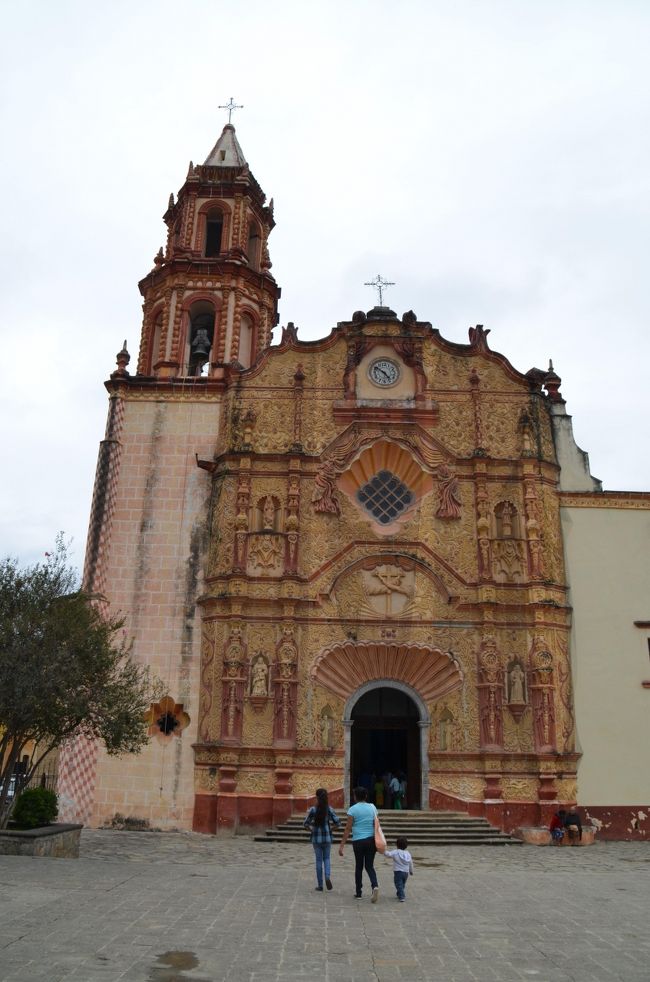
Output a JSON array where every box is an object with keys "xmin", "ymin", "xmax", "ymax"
[{"xmin": 0, "ymin": 537, "xmax": 156, "ymax": 827}]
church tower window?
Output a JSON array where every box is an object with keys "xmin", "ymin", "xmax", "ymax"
[
  {"xmin": 204, "ymin": 208, "xmax": 223, "ymax": 257},
  {"xmin": 246, "ymin": 221, "xmax": 261, "ymax": 270},
  {"xmin": 187, "ymin": 300, "xmax": 215, "ymax": 376},
  {"xmin": 238, "ymin": 312, "xmax": 254, "ymax": 368},
  {"xmin": 148, "ymin": 309, "xmax": 164, "ymax": 374}
]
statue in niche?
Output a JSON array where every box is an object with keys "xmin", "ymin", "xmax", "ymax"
[
  {"xmin": 436, "ymin": 465, "xmax": 462, "ymax": 519},
  {"xmin": 311, "ymin": 460, "xmax": 341, "ymax": 516},
  {"xmin": 508, "ymin": 662, "xmax": 526, "ymax": 704},
  {"xmin": 250, "ymin": 656, "xmax": 269, "ymax": 697},
  {"xmin": 261, "ymin": 496, "xmax": 276, "ymax": 531},
  {"xmin": 320, "ymin": 708, "xmax": 336, "ymax": 749},
  {"xmin": 500, "ymin": 502, "xmax": 515, "ymax": 537}
]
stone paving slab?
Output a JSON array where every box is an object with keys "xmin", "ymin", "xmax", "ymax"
[{"xmin": 0, "ymin": 831, "xmax": 648, "ymax": 981}]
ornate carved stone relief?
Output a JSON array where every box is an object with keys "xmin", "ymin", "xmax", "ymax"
[
  {"xmin": 332, "ymin": 557, "xmax": 449, "ymax": 621},
  {"xmin": 477, "ymin": 636, "xmax": 504, "ymax": 750},
  {"xmin": 529, "ymin": 636, "xmax": 557, "ymax": 752},
  {"xmin": 311, "ymin": 459, "xmax": 341, "ymax": 516}
]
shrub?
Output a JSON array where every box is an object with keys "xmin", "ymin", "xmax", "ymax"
[{"xmin": 12, "ymin": 787, "xmax": 58, "ymax": 829}]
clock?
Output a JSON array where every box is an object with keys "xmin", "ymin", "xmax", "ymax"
[{"xmin": 369, "ymin": 358, "xmax": 400, "ymax": 387}]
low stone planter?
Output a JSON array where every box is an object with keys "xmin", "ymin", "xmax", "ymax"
[
  {"xmin": 514, "ymin": 826, "xmax": 552, "ymax": 845},
  {"xmin": 557, "ymin": 826, "xmax": 596, "ymax": 846},
  {"xmin": 0, "ymin": 823, "xmax": 83, "ymax": 858},
  {"xmin": 513, "ymin": 825, "xmax": 597, "ymax": 846}
]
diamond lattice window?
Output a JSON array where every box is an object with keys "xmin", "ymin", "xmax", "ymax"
[{"xmin": 356, "ymin": 470, "xmax": 414, "ymax": 525}]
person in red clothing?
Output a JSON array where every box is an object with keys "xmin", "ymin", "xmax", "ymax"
[{"xmin": 549, "ymin": 809, "xmax": 567, "ymax": 843}]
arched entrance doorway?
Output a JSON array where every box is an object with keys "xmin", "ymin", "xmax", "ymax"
[
  {"xmin": 344, "ymin": 680, "xmax": 430, "ymax": 810},
  {"xmin": 350, "ymin": 686, "xmax": 421, "ymax": 809}
]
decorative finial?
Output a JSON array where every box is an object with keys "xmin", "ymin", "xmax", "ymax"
[
  {"xmin": 364, "ymin": 274, "xmax": 395, "ymax": 307},
  {"xmin": 281, "ymin": 322, "xmax": 299, "ymax": 345},
  {"xmin": 186, "ymin": 160, "xmax": 194, "ymax": 178},
  {"xmin": 544, "ymin": 360, "xmax": 562, "ymax": 401},
  {"xmin": 219, "ymin": 97, "xmax": 244, "ymax": 124},
  {"xmin": 153, "ymin": 247, "xmax": 164, "ymax": 266},
  {"xmin": 168, "ymin": 192, "xmax": 175, "ymax": 209},
  {"xmin": 112, "ymin": 340, "xmax": 131, "ymax": 378}
]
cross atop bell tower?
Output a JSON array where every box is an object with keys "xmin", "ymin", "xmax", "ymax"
[{"xmin": 136, "ymin": 121, "xmax": 280, "ymax": 379}]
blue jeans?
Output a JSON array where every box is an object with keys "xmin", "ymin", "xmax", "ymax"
[
  {"xmin": 352, "ymin": 836, "xmax": 378, "ymax": 896},
  {"xmin": 394, "ymin": 870, "xmax": 408, "ymax": 899},
  {"xmin": 312, "ymin": 842, "xmax": 331, "ymax": 888}
]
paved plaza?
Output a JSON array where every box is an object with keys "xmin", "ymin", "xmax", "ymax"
[{"xmin": 0, "ymin": 830, "xmax": 648, "ymax": 982}]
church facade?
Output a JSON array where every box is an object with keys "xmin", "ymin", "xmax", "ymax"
[{"xmin": 57, "ymin": 124, "xmax": 650, "ymax": 839}]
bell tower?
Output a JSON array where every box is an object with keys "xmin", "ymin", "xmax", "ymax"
[
  {"xmin": 136, "ymin": 123, "xmax": 280, "ymax": 378},
  {"xmin": 57, "ymin": 122, "xmax": 281, "ymax": 832}
]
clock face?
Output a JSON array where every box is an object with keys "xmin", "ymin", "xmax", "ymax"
[{"xmin": 369, "ymin": 358, "xmax": 400, "ymax": 387}]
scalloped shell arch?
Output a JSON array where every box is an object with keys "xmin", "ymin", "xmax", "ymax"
[
  {"xmin": 310, "ymin": 640, "xmax": 463, "ymax": 703},
  {"xmin": 338, "ymin": 439, "xmax": 435, "ymax": 535}
]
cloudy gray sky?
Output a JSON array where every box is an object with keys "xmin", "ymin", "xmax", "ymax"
[{"xmin": 1, "ymin": 0, "xmax": 649, "ymax": 569}]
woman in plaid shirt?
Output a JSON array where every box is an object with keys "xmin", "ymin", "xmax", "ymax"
[{"xmin": 304, "ymin": 788, "xmax": 341, "ymax": 891}]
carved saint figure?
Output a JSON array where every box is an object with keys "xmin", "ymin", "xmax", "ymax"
[
  {"xmin": 500, "ymin": 502, "xmax": 515, "ymax": 537},
  {"xmin": 508, "ymin": 662, "xmax": 526, "ymax": 704},
  {"xmin": 311, "ymin": 460, "xmax": 341, "ymax": 516},
  {"xmin": 436, "ymin": 465, "xmax": 462, "ymax": 520},
  {"xmin": 262, "ymin": 496, "xmax": 276, "ymax": 530},
  {"xmin": 251, "ymin": 656, "xmax": 269, "ymax": 697},
  {"xmin": 320, "ymin": 710, "xmax": 335, "ymax": 749}
]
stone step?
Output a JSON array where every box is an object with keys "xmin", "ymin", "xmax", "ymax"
[
  {"xmin": 255, "ymin": 811, "xmax": 522, "ymax": 846},
  {"xmin": 255, "ymin": 833, "xmax": 521, "ymax": 846}
]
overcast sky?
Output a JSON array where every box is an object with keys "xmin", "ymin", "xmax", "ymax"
[{"xmin": 1, "ymin": 0, "xmax": 649, "ymax": 570}]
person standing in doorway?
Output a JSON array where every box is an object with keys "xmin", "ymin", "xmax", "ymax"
[
  {"xmin": 304, "ymin": 788, "xmax": 341, "ymax": 891},
  {"xmin": 338, "ymin": 786, "xmax": 380, "ymax": 902},
  {"xmin": 389, "ymin": 772, "xmax": 401, "ymax": 809}
]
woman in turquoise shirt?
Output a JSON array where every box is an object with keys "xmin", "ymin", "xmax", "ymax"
[{"xmin": 338, "ymin": 786, "xmax": 380, "ymax": 901}]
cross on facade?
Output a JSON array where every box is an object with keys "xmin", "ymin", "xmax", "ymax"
[
  {"xmin": 364, "ymin": 273, "xmax": 395, "ymax": 307},
  {"xmin": 219, "ymin": 97, "xmax": 244, "ymax": 124}
]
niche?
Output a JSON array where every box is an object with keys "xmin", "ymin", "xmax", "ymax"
[
  {"xmin": 256, "ymin": 495, "xmax": 280, "ymax": 532},
  {"xmin": 494, "ymin": 501, "xmax": 520, "ymax": 539}
]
